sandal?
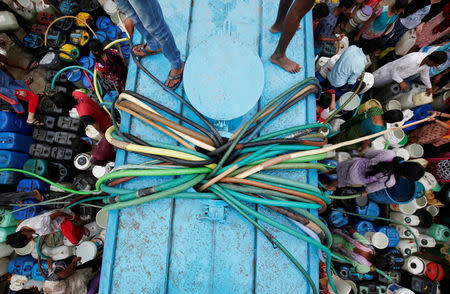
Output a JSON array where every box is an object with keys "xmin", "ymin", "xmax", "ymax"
[
  {"xmin": 27, "ymin": 119, "xmax": 44, "ymax": 126},
  {"xmin": 165, "ymin": 63, "xmax": 184, "ymax": 90},
  {"xmin": 132, "ymin": 44, "xmax": 162, "ymax": 57}
]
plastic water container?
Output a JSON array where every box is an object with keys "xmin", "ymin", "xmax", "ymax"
[
  {"xmin": 96, "ymin": 209, "xmax": 108, "ymax": 229},
  {"xmin": 0, "ymin": 151, "xmax": 29, "ymax": 168},
  {"xmin": 336, "ymin": 92, "xmax": 360, "ymax": 113},
  {"xmin": 390, "ymin": 212, "xmax": 420, "ymax": 226},
  {"xmin": 23, "ymin": 159, "xmax": 48, "ymax": 177},
  {"xmin": 96, "ymin": 16, "xmax": 112, "ymax": 30},
  {"xmin": 395, "ymin": 29, "xmax": 416, "ymax": 56},
  {"xmin": 16, "ymin": 179, "xmax": 50, "ymax": 193},
  {"xmin": 122, "ymin": 44, "xmax": 130, "ymax": 59},
  {"xmin": 31, "ymin": 261, "xmax": 47, "ymax": 281},
  {"xmin": 393, "ymin": 225, "xmax": 419, "ymax": 239},
  {"xmin": 8, "ymin": 255, "xmax": 36, "ymax": 276},
  {"xmin": 9, "ymin": 0, "xmax": 36, "ymax": 22},
  {"xmin": 412, "ymin": 92, "xmax": 433, "ymax": 107},
  {"xmin": 82, "ymin": 73, "xmax": 94, "ymax": 89},
  {"xmin": 0, "ymin": 132, "xmax": 33, "ymax": 153},
  {"xmin": 79, "ymin": 56, "xmax": 95, "ymax": 71},
  {"xmin": 0, "ymin": 227, "xmax": 15, "ymax": 242},
  {"xmin": 40, "ymin": 51, "xmax": 64, "ymax": 70},
  {"xmin": 94, "ymin": 30, "xmax": 108, "ymax": 44},
  {"xmin": 385, "ymin": 100, "xmax": 402, "ymax": 111},
  {"xmin": 358, "ymin": 99, "xmax": 382, "ymax": 114},
  {"xmin": 0, "ymin": 171, "xmax": 22, "ymax": 185},
  {"xmin": 355, "ymin": 201, "xmax": 379, "ymax": 220},
  {"xmin": 33, "ymin": 245, "xmax": 73, "ymax": 261},
  {"xmin": 103, "ymin": 0, "xmax": 121, "ymax": 24},
  {"xmin": 369, "ymin": 177, "xmax": 416, "ymax": 204},
  {"xmin": 0, "ymin": 112, "xmax": 32, "ymax": 134},
  {"xmin": 375, "ymin": 226, "xmax": 400, "ymax": 247},
  {"xmin": 0, "ymin": 209, "xmax": 19, "ymax": 227},
  {"xmin": 328, "ymin": 210, "xmax": 348, "ymax": 227},
  {"xmin": 402, "ymin": 256, "xmax": 425, "ymax": 275},
  {"xmin": 34, "ymin": 0, "xmax": 57, "ymax": 14},
  {"xmin": 418, "ymin": 234, "xmax": 436, "ymax": 248},
  {"xmin": 395, "ymin": 83, "xmax": 426, "ymax": 109},
  {"xmin": 419, "ymin": 224, "xmax": 450, "ymax": 242},
  {"xmin": 354, "ymin": 220, "xmax": 374, "ymax": 236},
  {"xmin": 67, "ymin": 68, "xmax": 84, "ymax": 88},
  {"xmin": 396, "ymin": 240, "xmax": 418, "ymax": 257},
  {"xmin": 59, "ymin": 44, "xmax": 80, "ymax": 62},
  {"xmin": 384, "ymin": 129, "xmax": 407, "ymax": 148},
  {"xmin": 102, "ymin": 91, "xmax": 118, "ymax": 111},
  {"xmin": 0, "ymin": 11, "xmax": 20, "ymax": 32},
  {"xmin": 0, "ymin": 242, "xmax": 14, "ymax": 258},
  {"xmin": 74, "ymin": 237, "xmax": 103, "ymax": 264},
  {"xmin": 106, "ymin": 25, "xmax": 121, "ymax": 41},
  {"xmin": 13, "ymin": 199, "xmax": 43, "ymax": 220},
  {"xmin": 345, "ymin": 5, "xmax": 372, "ymax": 33},
  {"xmin": 14, "ymin": 241, "xmax": 35, "ymax": 256}
]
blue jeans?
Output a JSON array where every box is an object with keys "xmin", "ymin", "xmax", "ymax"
[
  {"xmin": 114, "ymin": 0, "xmax": 182, "ymax": 69},
  {"xmin": 0, "ymin": 70, "xmax": 24, "ymax": 98}
]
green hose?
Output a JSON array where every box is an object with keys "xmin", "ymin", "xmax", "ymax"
[
  {"xmin": 51, "ymin": 65, "xmax": 102, "ymax": 95},
  {"xmin": 36, "ymin": 236, "xmax": 50, "ymax": 259}
]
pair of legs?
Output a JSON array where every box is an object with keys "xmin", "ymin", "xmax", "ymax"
[
  {"xmin": 114, "ymin": 0, "xmax": 184, "ymax": 89},
  {"xmin": 270, "ymin": 0, "xmax": 315, "ymax": 73}
]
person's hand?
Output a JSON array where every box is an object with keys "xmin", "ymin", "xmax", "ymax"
[
  {"xmin": 428, "ymin": 111, "xmax": 441, "ymax": 117},
  {"xmin": 426, "ymin": 88, "xmax": 434, "ymax": 95},
  {"xmin": 336, "ymin": 34, "xmax": 345, "ymax": 42},
  {"xmin": 415, "ymin": 23, "xmax": 425, "ymax": 33},
  {"xmin": 361, "ymin": 191, "xmax": 368, "ymax": 197},
  {"xmin": 399, "ymin": 81, "xmax": 409, "ymax": 91}
]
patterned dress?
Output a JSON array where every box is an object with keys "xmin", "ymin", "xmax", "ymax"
[{"xmin": 94, "ymin": 49, "xmax": 127, "ymax": 92}]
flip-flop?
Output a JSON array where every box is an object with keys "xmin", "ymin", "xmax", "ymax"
[
  {"xmin": 132, "ymin": 44, "xmax": 162, "ymax": 57},
  {"xmin": 165, "ymin": 72, "xmax": 183, "ymax": 90},
  {"xmin": 27, "ymin": 119, "xmax": 44, "ymax": 127}
]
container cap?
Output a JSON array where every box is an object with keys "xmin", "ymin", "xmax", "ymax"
[
  {"xmin": 339, "ymin": 92, "xmax": 360, "ymax": 111},
  {"xmin": 361, "ymin": 5, "xmax": 373, "ymax": 16}
]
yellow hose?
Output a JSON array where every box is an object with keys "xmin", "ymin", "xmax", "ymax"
[{"xmin": 105, "ymin": 126, "xmax": 217, "ymax": 169}]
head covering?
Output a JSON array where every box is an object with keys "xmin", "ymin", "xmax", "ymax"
[{"xmin": 60, "ymin": 219, "xmax": 86, "ymax": 245}]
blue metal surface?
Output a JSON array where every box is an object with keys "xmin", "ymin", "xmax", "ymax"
[{"xmin": 100, "ymin": 1, "xmax": 318, "ymax": 293}]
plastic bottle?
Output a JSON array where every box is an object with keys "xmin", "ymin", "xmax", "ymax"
[
  {"xmin": 419, "ymin": 224, "xmax": 450, "ymax": 242},
  {"xmin": 390, "ymin": 212, "xmax": 420, "ymax": 226},
  {"xmin": 393, "ymin": 225, "xmax": 419, "ymax": 240},
  {"xmin": 344, "ymin": 5, "xmax": 373, "ymax": 33},
  {"xmin": 387, "ymin": 283, "xmax": 414, "ymax": 294},
  {"xmin": 396, "ymin": 240, "xmax": 418, "ymax": 257},
  {"xmin": 402, "ymin": 256, "xmax": 425, "ymax": 275}
]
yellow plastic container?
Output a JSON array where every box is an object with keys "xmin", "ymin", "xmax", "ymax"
[
  {"xmin": 59, "ymin": 44, "xmax": 80, "ymax": 62},
  {"xmin": 358, "ymin": 99, "xmax": 382, "ymax": 114},
  {"xmin": 75, "ymin": 12, "xmax": 93, "ymax": 27}
]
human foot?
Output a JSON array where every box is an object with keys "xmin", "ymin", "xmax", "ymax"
[
  {"xmin": 270, "ymin": 23, "xmax": 283, "ymax": 33},
  {"xmin": 165, "ymin": 62, "xmax": 185, "ymax": 90},
  {"xmin": 132, "ymin": 44, "xmax": 162, "ymax": 57},
  {"xmin": 270, "ymin": 53, "xmax": 301, "ymax": 73}
]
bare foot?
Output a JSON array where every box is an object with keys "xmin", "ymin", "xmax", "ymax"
[
  {"xmin": 270, "ymin": 53, "xmax": 301, "ymax": 73},
  {"xmin": 270, "ymin": 23, "xmax": 282, "ymax": 33}
]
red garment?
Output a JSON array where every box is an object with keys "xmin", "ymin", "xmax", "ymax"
[
  {"xmin": 60, "ymin": 218, "xmax": 85, "ymax": 245},
  {"xmin": 15, "ymin": 89, "xmax": 39, "ymax": 114},
  {"xmin": 72, "ymin": 90, "xmax": 112, "ymax": 133}
]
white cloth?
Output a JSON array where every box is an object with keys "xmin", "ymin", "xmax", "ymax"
[
  {"xmin": 16, "ymin": 210, "xmax": 65, "ymax": 236},
  {"xmin": 373, "ymin": 52, "xmax": 432, "ymax": 88},
  {"xmin": 400, "ymin": 5, "xmax": 431, "ymax": 30}
]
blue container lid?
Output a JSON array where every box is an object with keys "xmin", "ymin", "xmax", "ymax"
[
  {"xmin": 386, "ymin": 177, "xmax": 417, "ymax": 204},
  {"xmin": 96, "ymin": 16, "xmax": 112, "ymax": 31},
  {"xmin": 67, "ymin": 68, "xmax": 82, "ymax": 83},
  {"xmin": 79, "ymin": 56, "xmax": 95, "ymax": 71},
  {"xmin": 106, "ymin": 25, "xmax": 121, "ymax": 41},
  {"xmin": 354, "ymin": 219, "xmax": 374, "ymax": 236},
  {"xmin": 94, "ymin": 30, "xmax": 107, "ymax": 44}
]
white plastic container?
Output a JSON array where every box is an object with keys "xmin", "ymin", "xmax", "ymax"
[
  {"xmin": 384, "ymin": 129, "xmax": 407, "ymax": 147},
  {"xmin": 371, "ymin": 136, "xmax": 387, "ymax": 150},
  {"xmin": 418, "ymin": 234, "xmax": 436, "ymax": 248},
  {"xmin": 315, "ymin": 56, "xmax": 330, "ymax": 72},
  {"xmin": 359, "ymin": 72, "xmax": 374, "ymax": 94},
  {"xmin": 390, "ymin": 202, "xmax": 416, "ymax": 214},
  {"xmin": 345, "ymin": 5, "xmax": 373, "ymax": 33},
  {"xmin": 387, "ymin": 283, "xmax": 414, "ymax": 294},
  {"xmin": 419, "ymin": 172, "xmax": 437, "ymax": 191},
  {"xmin": 0, "ymin": 242, "xmax": 13, "ymax": 258},
  {"xmin": 14, "ymin": 240, "xmax": 35, "ymax": 256},
  {"xmin": 74, "ymin": 236, "xmax": 104, "ymax": 264},
  {"xmin": 395, "ymin": 29, "xmax": 416, "ymax": 56},
  {"xmin": 393, "ymin": 225, "xmax": 419, "ymax": 239},
  {"xmin": 336, "ymin": 151, "xmax": 351, "ymax": 162},
  {"xmin": 96, "ymin": 209, "xmax": 109, "ymax": 229},
  {"xmin": 426, "ymin": 205, "xmax": 440, "ymax": 217},
  {"xmin": 364, "ymin": 231, "xmax": 389, "ymax": 249},
  {"xmin": 395, "ymin": 83, "xmax": 427, "ymax": 109},
  {"xmin": 402, "ymin": 256, "xmax": 425, "ymax": 275},
  {"xmin": 393, "ymin": 148, "xmax": 410, "ymax": 161},
  {"xmin": 329, "ymin": 118, "xmax": 345, "ymax": 133},
  {"xmin": 9, "ymin": 0, "xmax": 36, "ymax": 22},
  {"xmin": 85, "ymin": 125, "xmax": 102, "ymax": 141},
  {"xmin": 390, "ymin": 212, "xmax": 420, "ymax": 226},
  {"xmin": 413, "ymin": 197, "xmax": 427, "ymax": 210},
  {"xmin": 0, "ymin": 11, "xmax": 20, "ymax": 32},
  {"xmin": 32, "ymin": 245, "xmax": 73, "ymax": 261},
  {"xmin": 92, "ymin": 162, "xmax": 114, "ymax": 179},
  {"xmin": 385, "ymin": 100, "xmax": 402, "ymax": 111},
  {"xmin": 396, "ymin": 239, "xmax": 418, "ymax": 256},
  {"xmin": 34, "ymin": 0, "xmax": 56, "ymax": 13},
  {"xmin": 320, "ymin": 54, "xmax": 340, "ymax": 78},
  {"xmin": 337, "ymin": 92, "xmax": 360, "ymax": 112},
  {"xmin": 405, "ymin": 144, "xmax": 424, "ymax": 159},
  {"xmin": 74, "ymin": 153, "xmax": 92, "ymax": 171},
  {"xmin": 10, "ymin": 274, "xmax": 28, "ymax": 291},
  {"xmin": 412, "ymin": 92, "xmax": 433, "ymax": 107},
  {"xmin": 103, "ymin": 0, "xmax": 125, "ymax": 25}
]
